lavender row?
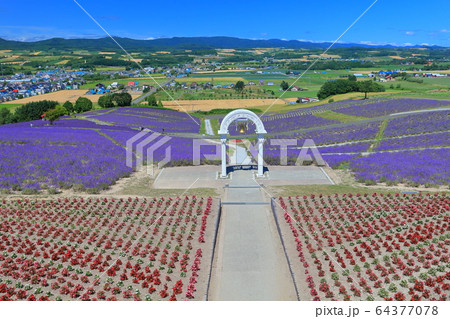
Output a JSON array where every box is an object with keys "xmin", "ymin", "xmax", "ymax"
[
  {"xmin": 88, "ymin": 107, "xmax": 200, "ymax": 133},
  {"xmin": 349, "ymin": 149, "xmax": 450, "ymax": 185},
  {"xmin": 2, "ymin": 118, "xmax": 135, "ymax": 132},
  {"xmin": 384, "ymin": 111, "xmax": 450, "ymax": 136},
  {"xmin": 269, "ymin": 121, "xmax": 381, "ymax": 145},
  {"xmin": 335, "ymin": 98, "xmax": 450, "ymax": 118},
  {"xmin": 375, "ymin": 131, "xmax": 450, "ymax": 151},
  {"xmin": 0, "ymin": 128, "xmax": 132, "ymax": 191}
]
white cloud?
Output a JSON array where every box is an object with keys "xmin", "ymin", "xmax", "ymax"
[
  {"xmin": 405, "ymin": 31, "xmax": 415, "ymax": 36},
  {"xmin": 440, "ymin": 29, "xmax": 450, "ymax": 33}
]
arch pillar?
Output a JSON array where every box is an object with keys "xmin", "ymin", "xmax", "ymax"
[
  {"xmin": 257, "ymin": 134, "xmax": 264, "ymax": 177},
  {"xmin": 221, "ymin": 135, "xmax": 227, "ymax": 178}
]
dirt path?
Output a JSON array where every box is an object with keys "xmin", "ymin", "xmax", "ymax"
[{"xmin": 208, "ymin": 170, "xmax": 297, "ymax": 300}]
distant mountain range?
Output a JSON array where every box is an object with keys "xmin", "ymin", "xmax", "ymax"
[{"xmin": 0, "ymin": 36, "xmax": 446, "ymax": 51}]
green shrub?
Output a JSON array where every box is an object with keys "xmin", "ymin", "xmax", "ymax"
[
  {"xmin": 386, "ymin": 180, "xmax": 398, "ymax": 186},
  {"xmin": 47, "ymin": 188, "xmax": 60, "ymax": 195},
  {"xmin": 378, "ymin": 288, "xmax": 389, "ymax": 298},
  {"xmin": 364, "ymin": 179, "xmax": 377, "ymax": 186},
  {"xmin": 72, "ymin": 184, "xmax": 85, "ymax": 192},
  {"xmin": 22, "ymin": 188, "xmax": 39, "ymax": 195}
]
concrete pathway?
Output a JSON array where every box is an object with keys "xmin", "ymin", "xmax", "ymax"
[
  {"xmin": 209, "ymin": 170, "xmax": 297, "ymax": 300},
  {"xmin": 204, "ymin": 119, "xmax": 214, "ymax": 135},
  {"xmin": 229, "ymin": 143, "xmax": 252, "ymax": 165}
]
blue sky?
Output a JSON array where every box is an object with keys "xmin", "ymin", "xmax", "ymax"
[{"xmin": 0, "ymin": 0, "xmax": 449, "ymax": 46}]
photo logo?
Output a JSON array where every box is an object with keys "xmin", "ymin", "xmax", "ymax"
[
  {"xmin": 193, "ymin": 137, "xmax": 325, "ymax": 167},
  {"xmin": 126, "ymin": 130, "xmax": 172, "ymax": 176}
]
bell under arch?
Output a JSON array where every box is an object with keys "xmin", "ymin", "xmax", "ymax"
[{"xmin": 218, "ymin": 109, "xmax": 266, "ymax": 177}]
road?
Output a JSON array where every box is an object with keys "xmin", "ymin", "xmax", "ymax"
[{"xmin": 131, "ymin": 77, "xmax": 174, "ymax": 105}]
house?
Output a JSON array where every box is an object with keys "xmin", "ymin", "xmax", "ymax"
[
  {"xmin": 267, "ymin": 82, "xmax": 274, "ymax": 86},
  {"xmin": 297, "ymin": 97, "xmax": 310, "ymax": 103},
  {"xmin": 297, "ymin": 97, "xmax": 318, "ymax": 103},
  {"xmin": 258, "ymin": 80, "xmax": 265, "ymax": 86},
  {"xmin": 248, "ymin": 81, "xmax": 255, "ymax": 86}
]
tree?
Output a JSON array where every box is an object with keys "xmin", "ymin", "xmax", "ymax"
[
  {"xmin": 45, "ymin": 105, "xmax": 67, "ymax": 125},
  {"xmin": 112, "ymin": 93, "xmax": 132, "ymax": 107},
  {"xmin": 98, "ymin": 95, "xmax": 115, "ymax": 108},
  {"xmin": 74, "ymin": 97, "xmax": 93, "ymax": 113},
  {"xmin": 63, "ymin": 101, "xmax": 74, "ymax": 114},
  {"xmin": 317, "ymin": 79, "xmax": 359, "ymax": 100},
  {"xmin": 358, "ymin": 80, "xmax": 385, "ymax": 99},
  {"xmin": 234, "ymin": 81, "xmax": 245, "ymax": 92},
  {"xmin": 348, "ymin": 75, "xmax": 357, "ymax": 81},
  {"xmin": 0, "ymin": 108, "xmax": 13, "ymax": 125},
  {"xmin": 13, "ymin": 100, "xmax": 59, "ymax": 122},
  {"xmin": 280, "ymin": 80, "xmax": 289, "ymax": 91},
  {"xmin": 146, "ymin": 93, "xmax": 158, "ymax": 106}
]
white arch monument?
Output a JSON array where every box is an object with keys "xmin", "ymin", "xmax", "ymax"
[{"xmin": 218, "ymin": 109, "xmax": 267, "ymax": 178}]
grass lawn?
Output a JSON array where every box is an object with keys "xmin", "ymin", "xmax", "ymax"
[
  {"xmin": 210, "ymin": 118, "xmax": 220, "ymax": 135},
  {"xmin": 0, "ymin": 103, "xmax": 22, "ymax": 112},
  {"xmin": 315, "ymin": 110, "xmax": 367, "ymax": 123}
]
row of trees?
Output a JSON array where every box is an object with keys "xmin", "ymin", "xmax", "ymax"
[
  {"xmin": 317, "ymin": 79, "xmax": 385, "ymax": 100},
  {"xmin": 0, "ymin": 97, "xmax": 93, "ymax": 125},
  {"xmin": 0, "ymin": 92, "xmax": 135, "ymax": 126}
]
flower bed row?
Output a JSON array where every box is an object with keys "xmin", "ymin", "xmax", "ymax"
[
  {"xmin": 0, "ymin": 196, "xmax": 217, "ymax": 301},
  {"xmin": 276, "ymin": 192, "xmax": 450, "ymax": 301}
]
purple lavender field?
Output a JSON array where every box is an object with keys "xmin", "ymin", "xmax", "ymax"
[
  {"xmin": 0, "ymin": 97, "xmax": 449, "ymax": 192},
  {"xmin": 269, "ymin": 121, "xmax": 381, "ymax": 145},
  {"xmin": 349, "ymin": 149, "xmax": 450, "ymax": 185},
  {"xmin": 375, "ymin": 131, "xmax": 450, "ymax": 151},
  {"xmin": 384, "ymin": 110, "xmax": 450, "ymax": 136},
  {"xmin": 0, "ymin": 126, "xmax": 133, "ymax": 192},
  {"xmin": 87, "ymin": 107, "xmax": 200, "ymax": 133},
  {"xmin": 334, "ymin": 98, "xmax": 450, "ymax": 118},
  {"xmin": 223, "ymin": 113, "xmax": 339, "ymax": 136}
]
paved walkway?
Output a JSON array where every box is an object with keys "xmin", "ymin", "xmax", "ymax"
[
  {"xmin": 204, "ymin": 119, "xmax": 214, "ymax": 135},
  {"xmin": 209, "ymin": 170, "xmax": 297, "ymax": 300},
  {"xmin": 229, "ymin": 143, "xmax": 252, "ymax": 165}
]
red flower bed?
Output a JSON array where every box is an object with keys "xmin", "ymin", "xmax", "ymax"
[
  {"xmin": 277, "ymin": 192, "xmax": 450, "ymax": 301},
  {"xmin": 0, "ymin": 196, "xmax": 217, "ymax": 301}
]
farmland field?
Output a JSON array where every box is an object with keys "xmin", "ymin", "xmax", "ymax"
[
  {"xmin": 1, "ymin": 90, "xmax": 102, "ymax": 104},
  {"xmin": 161, "ymin": 98, "xmax": 296, "ymax": 111}
]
